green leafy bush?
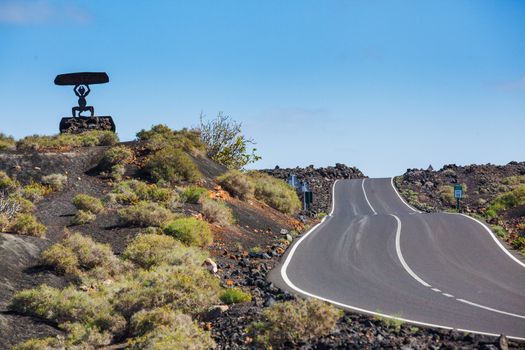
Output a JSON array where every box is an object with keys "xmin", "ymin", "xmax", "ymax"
[
  {"xmin": 137, "ymin": 125, "xmax": 205, "ymax": 154},
  {"xmin": 9, "ymin": 284, "xmax": 126, "ymax": 334},
  {"xmin": 0, "ymin": 171, "xmax": 18, "ymax": 192},
  {"xmin": 112, "ymin": 264, "xmax": 221, "ymax": 318},
  {"xmin": 22, "ymin": 182, "xmax": 50, "ymax": 202},
  {"xmin": 163, "ymin": 217, "xmax": 212, "ymax": 247},
  {"xmin": 0, "ymin": 133, "xmax": 15, "ymax": 150},
  {"xmin": 217, "ymin": 170, "xmax": 255, "ymax": 199},
  {"xmin": 41, "ymin": 173, "xmax": 68, "ymax": 191},
  {"xmin": 512, "ymin": 236, "xmax": 525, "ymax": 251},
  {"xmin": 439, "ymin": 185, "xmax": 456, "ymax": 207},
  {"xmin": 129, "ymin": 307, "xmax": 214, "ymax": 349},
  {"xmin": 99, "ymin": 145, "xmax": 133, "ymax": 170},
  {"xmin": 491, "ymin": 225, "xmax": 508, "ymax": 238},
  {"xmin": 71, "ymin": 209, "xmax": 96, "ymax": 225},
  {"xmin": 40, "ymin": 232, "xmax": 123, "ymax": 278},
  {"xmin": 122, "ymin": 234, "xmax": 207, "ymax": 269},
  {"xmin": 486, "ymin": 185, "xmax": 525, "ymax": 218},
  {"xmin": 118, "ymin": 201, "xmax": 173, "ymax": 227},
  {"xmin": 9, "ymin": 214, "xmax": 46, "ymax": 237},
  {"xmin": 249, "ymin": 172, "xmax": 301, "ymax": 214},
  {"xmin": 220, "ymin": 288, "xmax": 252, "ymax": 304},
  {"xmin": 72, "ymin": 194, "xmax": 104, "ymax": 214},
  {"xmin": 144, "ymin": 146, "xmax": 202, "ymax": 184},
  {"xmin": 181, "ymin": 185, "xmax": 207, "ymax": 203},
  {"xmin": 0, "ymin": 214, "xmax": 9, "ymax": 232},
  {"xmin": 16, "ymin": 131, "xmax": 118, "ymax": 151},
  {"xmin": 108, "ymin": 179, "xmax": 173, "ymax": 205},
  {"xmin": 249, "ymin": 298, "xmax": 343, "ymax": 348},
  {"xmin": 200, "ymin": 198, "xmax": 234, "ymax": 225}
]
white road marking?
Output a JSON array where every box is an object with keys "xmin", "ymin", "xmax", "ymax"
[
  {"xmin": 279, "ymin": 180, "xmax": 525, "ymax": 341},
  {"xmin": 432, "ymin": 288, "xmax": 442, "ymax": 293},
  {"xmin": 361, "ymin": 179, "xmax": 377, "ymax": 215},
  {"xmin": 443, "ymin": 293, "xmax": 454, "ymax": 298},
  {"xmin": 390, "ymin": 177, "xmax": 423, "ymax": 213},
  {"xmin": 329, "ymin": 180, "xmax": 338, "ymax": 216},
  {"xmin": 391, "ymin": 214, "xmax": 431, "ymax": 287},
  {"xmin": 457, "ymin": 299, "xmax": 525, "ymax": 320}
]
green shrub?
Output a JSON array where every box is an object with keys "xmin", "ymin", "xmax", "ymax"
[
  {"xmin": 108, "ymin": 179, "xmax": 172, "ymax": 205},
  {"xmin": 0, "ymin": 171, "xmax": 18, "ymax": 192},
  {"xmin": 41, "ymin": 232, "xmax": 123, "ymax": 278},
  {"xmin": 0, "ymin": 214, "xmax": 9, "ymax": 232},
  {"xmin": 217, "ymin": 170, "xmax": 255, "ymax": 199},
  {"xmin": 16, "ymin": 131, "xmax": 118, "ymax": 151},
  {"xmin": 71, "ymin": 210, "xmax": 96, "ymax": 225},
  {"xmin": 72, "ymin": 194, "xmax": 104, "ymax": 214},
  {"xmin": 122, "ymin": 234, "xmax": 207, "ymax": 269},
  {"xmin": 129, "ymin": 307, "xmax": 214, "ymax": 349},
  {"xmin": 118, "ymin": 201, "xmax": 173, "ymax": 227},
  {"xmin": 181, "ymin": 185, "xmax": 207, "ymax": 203},
  {"xmin": 9, "ymin": 195, "xmax": 35, "ymax": 213},
  {"xmin": 501, "ymin": 175, "xmax": 525, "ymax": 187},
  {"xmin": 249, "ymin": 298, "xmax": 343, "ymax": 348},
  {"xmin": 9, "ymin": 214, "xmax": 46, "ymax": 237},
  {"xmin": 99, "ymin": 145, "xmax": 133, "ymax": 170},
  {"xmin": 112, "ymin": 264, "xmax": 221, "ymax": 318},
  {"xmin": 0, "ymin": 133, "xmax": 15, "ymax": 150},
  {"xmin": 12, "ymin": 338, "xmax": 63, "ymax": 350},
  {"xmin": 9, "ymin": 284, "xmax": 125, "ymax": 334},
  {"xmin": 22, "ymin": 182, "xmax": 50, "ymax": 202},
  {"xmin": 41, "ymin": 173, "xmax": 68, "ymax": 191},
  {"xmin": 439, "ymin": 185, "xmax": 456, "ymax": 206},
  {"xmin": 486, "ymin": 185, "xmax": 525, "ymax": 218},
  {"xmin": 144, "ymin": 146, "xmax": 201, "ymax": 184},
  {"xmin": 137, "ymin": 125, "xmax": 205, "ymax": 154},
  {"xmin": 220, "ymin": 288, "xmax": 252, "ymax": 304},
  {"xmin": 491, "ymin": 225, "xmax": 508, "ymax": 238},
  {"xmin": 512, "ymin": 236, "xmax": 525, "ymax": 251},
  {"xmin": 200, "ymin": 198, "xmax": 234, "ymax": 225},
  {"xmin": 163, "ymin": 217, "xmax": 212, "ymax": 247},
  {"xmin": 249, "ymin": 172, "xmax": 301, "ymax": 214}
]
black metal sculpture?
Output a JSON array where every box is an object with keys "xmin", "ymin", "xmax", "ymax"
[{"xmin": 54, "ymin": 72, "xmax": 116, "ymax": 133}]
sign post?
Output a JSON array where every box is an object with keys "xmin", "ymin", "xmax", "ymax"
[{"xmin": 454, "ymin": 184, "xmax": 463, "ymax": 212}]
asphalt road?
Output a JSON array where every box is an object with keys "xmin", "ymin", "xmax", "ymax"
[{"xmin": 270, "ymin": 178, "xmax": 525, "ymax": 339}]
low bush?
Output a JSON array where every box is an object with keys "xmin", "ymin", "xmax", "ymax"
[
  {"xmin": 72, "ymin": 194, "xmax": 104, "ymax": 214},
  {"xmin": 249, "ymin": 298, "xmax": 343, "ymax": 348},
  {"xmin": 486, "ymin": 185, "xmax": 525, "ymax": 218},
  {"xmin": 249, "ymin": 172, "xmax": 301, "ymax": 214},
  {"xmin": 9, "ymin": 284, "xmax": 125, "ymax": 334},
  {"xmin": 41, "ymin": 173, "xmax": 68, "ymax": 191},
  {"xmin": 217, "ymin": 170, "xmax": 255, "ymax": 200},
  {"xmin": 0, "ymin": 132, "xmax": 15, "ymax": 150},
  {"xmin": 118, "ymin": 201, "xmax": 173, "ymax": 227},
  {"xmin": 16, "ymin": 131, "xmax": 118, "ymax": 151},
  {"xmin": 512, "ymin": 236, "xmax": 525, "ymax": 251},
  {"xmin": 122, "ymin": 234, "xmax": 207, "ymax": 269},
  {"xmin": 71, "ymin": 210, "xmax": 96, "ymax": 225},
  {"xmin": 144, "ymin": 146, "xmax": 201, "ymax": 184},
  {"xmin": 163, "ymin": 217, "xmax": 212, "ymax": 247},
  {"xmin": 112, "ymin": 264, "xmax": 221, "ymax": 318},
  {"xmin": 220, "ymin": 288, "xmax": 252, "ymax": 304},
  {"xmin": 136, "ymin": 124, "xmax": 205, "ymax": 154},
  {"xmin": 491, "ymin": 225, "xmax": 508, "ymax": 238},
  {"xmin": 109, "ymin": 180, "xmax": 173, "ymax": 205},
  {"xmin": 200, "ymin": 198, "xmax": 234, "ymax": 225},
  {"xmin": 0, "ymin": 171, "xmax": 18, "ymax": 192},
  {"xmin": 129, "ymin": 307, "xmax": 214, "ymax": 349},
  {"xmin": 439, "ymin": 185, "xmax": 456, "ymax": 207},
  {"xmin": 22, "ymin": 182, "xmax": 50, "ymax": 203},
  {"xmin": 72, "ymin": 197, "xmax": 97, "ymax": 219},
  {"xmin": 99, "ymin": 145, "xmax": 133, "ymax": 170},
  {"xmin": 41, "ymin": 232, "xmax": 123, "ymax": 278},
  {"xmin": 181, "ymin": 185, "xmax": 207, "ymax": 203},
  {"xmin": 0, "ymin": 214, "xmax": 9, "ymax": 232},
  {"xmin": 9, "ymin": 213, "xmax": 46, "ymax": 237},
  {"xmin": 8, "ymin": 195, "xmax": 35, "ymax": 213}
]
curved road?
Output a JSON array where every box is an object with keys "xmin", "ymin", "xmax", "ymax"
[{"xmin": 270, "ymin": 178, "xmax": 525, "ymax": 339}]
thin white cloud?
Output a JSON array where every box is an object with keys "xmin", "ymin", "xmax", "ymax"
[
  {"xmin": 0, "ymin": 0, "xmax": 90, "ymax": 25},
  {"xmin": 494, "ymin": 75, "xmax": 525, "ymax": 92}
]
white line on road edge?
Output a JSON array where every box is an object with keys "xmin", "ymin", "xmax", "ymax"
[
  {"xmin": 329, "ymin": 180, "xmax": 339, "ymax": 216},
  {"xmin": 391, "ymin": 213, "xmax": 525, "ymax": 320},
  {"xmin": 362, "ymin": 179, "xmax": 377, "ymax": 215},
  {"xmin": 390, "ymin": 177, "xmax": 423, "ymax": 213},
  {"xmin": 458, "ymin": 213, "xmax": 525, "ymax": 269},
  {"xmin": 391, "ymin": 214, "xmax": 431, "ymax": 287},
  {"xmin": 280, "ymin": 181, "xmax": 525, "ymax": 341}
]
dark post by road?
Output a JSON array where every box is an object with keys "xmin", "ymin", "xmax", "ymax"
[{"xmin": 454, "ymin": 184, "xmax": 463, "ymax": 212}]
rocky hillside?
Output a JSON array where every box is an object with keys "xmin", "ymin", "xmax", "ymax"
[
  {"xmin": 262, "ymin": 163, "xmax": 365, "ymax": 216},
  {"xmin": 0, "ymin": 129, "xmax": 523, "ymax": 349},
  {"xmin": 395, "ymin": 162, "xmax": 525, "ymax": 256}
]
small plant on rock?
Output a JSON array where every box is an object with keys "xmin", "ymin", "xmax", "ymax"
[
  {"xmin": 72, "ymin": 194, "xmax": 104, "ymax": 214},
  {"xmin": 181, "ymin": 185, "xmax": 207, "ymax": 204},
  {"xmin": 9, "ymin": 213, "xmax": 46, "ymax": 237},
  {"xmin": 118, "ymin": 201, "xmax": 173, "ymax": 227},
  {"xmin": 144, "ymin": 146, "xmax": 201, "ymax": 184},
  {"xmin": 220, "ymin": 288, "xmax": 252, "ymax": 304},
  {"xmin": 41, "ymin": 173, "xmax": 68, "ymax": 191},
  {"xmin": 216, "ymin": 170, "xmax": 255, "ymax": 199},
  {"xmin": 200, "ymin": 198, "xmax": 234, "ymax": 225}
]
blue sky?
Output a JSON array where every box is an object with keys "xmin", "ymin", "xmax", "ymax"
[{"xmin": 1, "ymin": 0, "xmax": 524, "ymax": 177}]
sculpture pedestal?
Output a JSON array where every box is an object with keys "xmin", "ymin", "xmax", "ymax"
[{"xmin": 59, "ymin": 116, "xmax": 116, "ymax": 134}]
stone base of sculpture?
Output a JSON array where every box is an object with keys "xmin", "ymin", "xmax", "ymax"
[{"xmin": 59, "ymin": 116, "xmax": 116, "ymax": 134}]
